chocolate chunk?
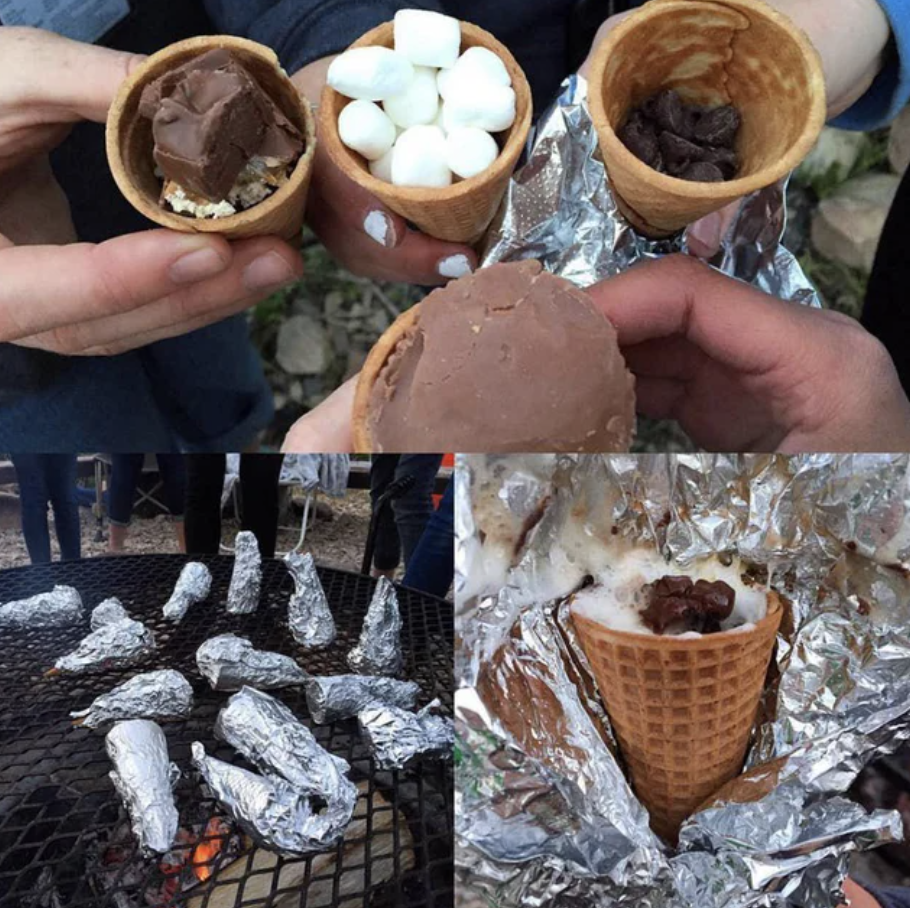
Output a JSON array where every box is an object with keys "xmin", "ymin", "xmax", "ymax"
[
  {"xmin": 679, "ymin": 161, "xmax": 725, "ymax": 182},
  {"xmin": 639, "ymin": 575, "xmax": 736, "ymax": 635},
  {"xmin": 620, "ymin": 116, "xmax": 662, "ymax": 170},
  {"xmin": 658, "ymin": 132, "xmax": 703, "ymax": 169},
  {"xmin": 693, "ymin": 105, "xmax": 741, "ymax": 147},
  {"xmin": 701, "ymin": 146, "xmax": 738, "ymax": 179},
  {"xmin": 652, "ymin": 90, "xmax": 690, "ymax": 137}
]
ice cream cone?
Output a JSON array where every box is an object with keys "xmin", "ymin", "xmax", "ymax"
[
  {"xmin": 106, "ymin": 36, "xmax": 316, "ymax": 241},
  {"xmin": 588, "ymin": 0, "xmax": 825, "ymax": 237},
  {"xmin": 320, "ymin": 21, "xmax": 533, "ymax": 246},
  {"xmin": 571, "ymin": 591, "xmax": 783, "ymax": 842}
]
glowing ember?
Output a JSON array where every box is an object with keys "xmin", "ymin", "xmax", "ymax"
[{"xmin": 191, "ymin": 818, "xmax": 231, "ymax": 882}]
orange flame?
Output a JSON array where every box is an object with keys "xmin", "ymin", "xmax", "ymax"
[{"xmin": 191, "ymin": 817, "xmax": 230, "ymax": 882}]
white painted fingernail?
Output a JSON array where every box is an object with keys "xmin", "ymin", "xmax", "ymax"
[
  {"xmin": 363, "ymin": 210, "xmax": 394, "ymax": 247},
  {"xmin": 437, "ymin": 254, "xmax": 473, "ymax": 279}
]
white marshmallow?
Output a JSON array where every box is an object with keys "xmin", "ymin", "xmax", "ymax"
[
  {"xmin": 394, "ymin": 9, "xmax": 461, "ymax": 68},
  {"xmin": 432, "ymin": 105, "xmax": 447, "ymax": 134},
  {"xmin": 436, "ymin": 66, "xmax": 454, "ymax": 99},
  {"xmin": 442, "ymin": 47, "xmax": 511, "ymax": 99},
  {"xmin": 391, "ymin": 125, "xmax": 452, "ymax": 188},
  {"xmin": 369, "ymin": 145, "xmax": 396, "ymax": 182},
  {"xmin": 445, "ymin": 127, "xmax": 499, "ymax": 179},
  {"xmin": 383, "ymin": 66, "xmax": 440, "ymax": 128},
  {"xmin": 328, "ymin": 47, "xmax": 414, "ymax": 101},
  {"xmin": 338, "ymin": 100, "xmax": 397, "ymax": 161},
  {"xmin": 442, "ymin": 81, "xmax": 516, "ymax": 132}
]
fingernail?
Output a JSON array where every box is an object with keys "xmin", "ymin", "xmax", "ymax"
[
  {"xmin": 437, "ymin": 254, "xmax": 474, "ymax": 279},
  {"xmin": 363, "ymin": 210, "xmax": 395, "ymax": 248},
  {"xmin": 169, "ymin": 245, "xmax": 230, "ymax": 284},
  {"xmin": 687, "ymin": 213, "xmax": 722, "ymax": 257},
  {"xmin": 243, "ymin": 251, "xmax": 297, "ymax": 291}
]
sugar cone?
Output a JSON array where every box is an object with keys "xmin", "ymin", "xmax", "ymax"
[
  {"xmin": 106, "ymin": 36, "xmax": 316, "ymax": 241},
  {"xmin": 588, "ymin": 0, "xmax": 825, "ymax": 237},
  {"xmin": 571, "ymin": 591, "xmax": 782, "ymax": 843},
  {"xmin": 320, "ymin": 21, "xmax": 532, "ymax": 246}
]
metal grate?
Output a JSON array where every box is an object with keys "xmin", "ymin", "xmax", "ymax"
[{"xmin": 0, "ymin": 555, "xmax": 453, "ymax": 908}]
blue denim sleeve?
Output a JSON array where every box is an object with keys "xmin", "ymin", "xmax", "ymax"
[
  {"xmin": 202, "ymin": 0, "xmax": 445, "ymax": 73},
  {"xmin": 864, "ymin": 885, "xmax": 910, "ymax": 908},
  {"xmin": 833, "ymin": 0, "xmax": 910, "ymax": 130}
]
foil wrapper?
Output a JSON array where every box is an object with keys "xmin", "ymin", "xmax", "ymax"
[
  {"xmin": 163, "ymin": 562, "xmax": 212, "ymax": 622},
  {"xmin": 0, "ymin": 585, "xmax": 83, "ymax": 630},
  {"xmin": 226, "ymin": 531, "xmax": 261, "ymax": 615},
  {"xmin": 195, "ymin": 633, "xmax": 307, "ymax": 691},
  {"xmin": 214, "ymin": 687, "xmax": 357, "ymax": 843},
  {"xmin": 456, "ymin": 454, "xmax": 910, "ymax": 908},
  {"xmin": 285, "ymin": 552, "xmax": 336, "ymax": 649},
  {"xmin": 105, "ymin": 719, "xmax": 179, "ymax": 855},
  {"xmin": 71, "ymin": 670, "xmax": 194, "ymax": 729},
  {"xmin": 90, "ymin": 597, "xmax": 129, "ymax": 630},
  {"xmin": 347, "ymin": 577, "xmax": 403, "ymax": 676},
  {"xmin": 54, "ymin": 617, "xmax": 156, "ymax": 675},
  {"xmin": 305, "ymin": 674, "xmax": 421, "ymax": 724},
  {"xmin": 359, "ymin": 700, "xmax": 454, "ymax": 770}
]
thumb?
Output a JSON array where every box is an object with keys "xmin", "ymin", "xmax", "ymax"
[{"xmin": 282, "ymin": 378, "xmax": 357, "ymax": 453}]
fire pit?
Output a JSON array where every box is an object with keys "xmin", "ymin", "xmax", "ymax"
[{"xmin": 0, "ymin": 555, "xmax": 453, "ymax": 908}]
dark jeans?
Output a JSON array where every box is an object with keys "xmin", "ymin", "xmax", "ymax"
[
  {"xmin": 403, "ymin": 480, "xmax": 454, "ymax": 598},
  {"xmin": 108, "ymin": 454, "xmax": 187, "ymax": 526},
  {"xmin": 185, "ymin": 454, "xmax": 282, "ymax": 557},
  {"xmin": 11, "ymin": 454, "xmax": 81, "ymax": 563}
]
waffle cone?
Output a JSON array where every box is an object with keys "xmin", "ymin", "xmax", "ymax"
[
  {"xmin": 106, "ymin": 36, "xmax": 316, "ymax": 241},
  {"xmin": 571, "ymin": 591, "xmax": 782, "ymax": 842},
  {"xmin": 588, "ymin": 0, "xmax": 825, "ymax": 236},
  {"xmin": 320, "ymin": 21, "xmax": 532, "ymax": 245}
]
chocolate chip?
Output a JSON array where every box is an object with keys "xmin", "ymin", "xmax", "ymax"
[
  {"xmin": 653, "ymin": 89, "xmax": 690, "ymax": 137},
  {"xmin": 653, "ymin": 575, "xmax": 692, "ymax": 598},
  {"xmin": 679, "ymin": 161, "xmax": 725, "ymax": 182},
  {"xmin": 639, "ymin": 575, "xmax": 736, "ymax": 634},
  {"xmin": 620, "ymin": 117, "xmax": 661, "ymax": 170},
  {"xmin": 701, "ymin": 146, "xmax": 738, "ymax": 179},
  {"xmin": 693, "ymin": 105, "xmax": 740, "ymax": 147},
  {"xmin": 658, "ymin": 132, "xmax": 703, "ymax": 168}
]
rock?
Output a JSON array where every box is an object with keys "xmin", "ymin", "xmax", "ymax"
[
  {"xmin": 797, "ymin": 127, "xmax": 867, "ymax": 184},
  {"xmin": 275, "ymin": 315, "xmax": 332, "ymax": 375},
  {"xmin": 889, "ymin": 105, "xmax": 910, "ymax": 175},
  {"xmin": 288, "ymin": 380, "xmax": 304, "ymax": 403},
  {"xmin": 324, "ymin": 291, "xmax": 345, "ymax": 318},
  {"xmin": 810, "ymin": 173, "xmax": 900, "ymax": 272}
]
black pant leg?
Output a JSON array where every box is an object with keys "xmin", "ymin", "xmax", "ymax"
[
  {"xmin": 184, "ymin": 454, "xmax": 226, "ymax": 554},
  {"xmin": 238, "ymin": 454, "xmax": 282, "ymax": 558},
  {"xmin": 370, "ymin": 455, "xmax": 402, "ymax": 571}
]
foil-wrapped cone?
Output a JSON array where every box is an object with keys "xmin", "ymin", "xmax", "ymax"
[
  {"xmin": 192, "ymin": 742, "xmax": 334, "ymax": 855},
  {"xmin": 285, "ymin": 552, "xmax": 336, "ymax": 649},
  {"xmin": 359, "ymin": 700, "xmax": 454, "ymax": 770},
  {"xmin": 347, "ymin": 577, "xmax": 402, "ymax": 676},
  {"xmin": 0, "ymin": 585, "xmax": 83, "ymax": 630},
  {"xmin": 196, "ymin": 634, "xmax": 307, "ymax": 691},
  {"xmin": 106, "ymin": 719, "xmax": 179, "ymax": 854},
  {"xmin": 214, "ymin": 687, "xmax": 357, "ymax": 842},
  {"xmin": 54, "ymin": 617, "xmax": 156, "ymax": 675},
  {"xmin": 71, "ymin": 670, "xmax": 194, "ymax": 729},
  {"xmin": 226, "ymin": 531, "xmax": 261, "ymax": 615},
  {"xmin": 163, "ymin": 562, "xmax": 212, "ymax": 622},
  {"xmin": 305, "ymin": 674, "xmax": 421, "ymax": 724},
  {"xmin": 90, "ymin": 597, "xmax": 129, "ymax": 630}
]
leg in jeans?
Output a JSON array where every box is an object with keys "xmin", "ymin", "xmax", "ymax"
[
  {"xmin": 393, "ymin": 454, "xmax": 444, "ymax": 568},
  {"xmin": 156, "ymin": 453, "xmax": 188, "ymax": 552},
  {"xmin": 107, "ymin": 454, "xmax": 143, "ymax": 552},
  {"xmin": 370, "ymin": 455, "xmax": 401, "ymax": 574},
  {"xmin": 238, "ymin": 454, "xmax": 282, "ymax": 558},
  {"xmin": 44, "ymin": 454, "xmax": 81, "ymax": 561},
  {"xmin": 184, "ymin": 454, "xmax": 226, "ymax": 554},
  {"xmin": 403, "ymin": 480, "xmax": 454, "ymax": 598},
  {"xmin": 11, "ymin": 454, "xmax": 52, "ymax": 564}
]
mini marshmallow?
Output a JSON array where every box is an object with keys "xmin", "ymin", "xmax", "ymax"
[
  {"xmin": 445, "ymin": 127, "xmax": 499, "ymax": 179},
  {"xmin": 394, "ymin": 9, "xmax": 461, "ymax": 69},
  {"xmin": 328, "ymin": 47, "xmax": 414, "ymax": 101},
  {"xmin": 441, "ymin": 47, "xmax": 511, "ymax": 99},
  {"xmin": 338, "ymin": 100, "xmax": 397, "ymax": 160},
  {"xmin": 369, "ymin": 146, "xmax": 396, "ymax": 182},
  {"xmin": 383, "ymin": 66, "xmax": 440, "ymax": 128},
  {"xmin": 436, "ymin": 67, "xmax": 454, "ymax": 100},
  {"xmin": 443, "ymin": 81, "xmax": 516, "ymax": 132},
  {"xmin": 392, "ymin": 125, "xmax": 452, "ymax": 188}
]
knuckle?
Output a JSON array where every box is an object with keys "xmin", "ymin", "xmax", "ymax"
[{"xmin": 88, "ymin": 244, "xmax": 143, "ymax": 315}]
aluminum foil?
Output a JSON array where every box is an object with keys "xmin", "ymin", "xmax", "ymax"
[
  {"xmin": 195, "ymin": 633, "xmax": 307, "ymax": 691},
  {"xmin": 285, "ymin": 552, "xmax": 336, "ymax": 649},
  {"xmin": 71, "ymin": 670, "xmax": 194, "ymax": 729},
  {"xmin": 90, "ymin": 597, "xmax": 129, "ymax": 630},
  {"xmin": 456, "ymin": 454, "xmax": 910, "ymax": 908},
  {"xmin": 191, "ymin": 742, "xmax": 337, "ymax": 855},
  {"xmin": 481, "ymin": 74, "xmax": 820, "ymax": 307},
  {"xmin": 347, "ymin": 577, "xmax": 403, "ymax": 676},
  {"xmin": 226, "ymin": 531, "xmax": 261, "ymax": 615},
  {"xmin": 54, "ymin": 617, "xmax": 156, "ymax": 675},
  {"xmin": 0, "ymin": 585, "xmax": 83, "ymax": 630},
  {"xmin": 163, "ymin": 562, "xmax": 212, "ymax": 622},
  {"xmin": 359, "ymin": 700, "xmax": 454, "ymax": 770},
  {"xmin": 105, "ymin": 719, "xmax": 179, "ymax": 855},
  {"xmin": 305, "ymin": 673, "xmax": 421, "ymax": 724},
  {"xmin": 214, "ymin": 687, "xmax": 357, "ymax": 843}
]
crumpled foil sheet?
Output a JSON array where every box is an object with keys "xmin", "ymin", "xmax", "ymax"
[
  {"xmin": 214, "ymin": 687, "xmax": 357, "ymax": 845},
  {"xmin": 226, "ymin": 531, "xmax": 261, "ymax": 615},
  {"xmin": 90, "ymin": 597, "xmax": 129, "ymax": 630},
  {"xmin": 163, "ymin": 562, "xmax": 212, "ymax": 622},
  {"xmin": 481, "ymin": 74, "xmax": 820, "ymax": 308},
  {"xmin": 305, "ymin": 674, "xmax": 421, "ymax": 724},
  {"xmin": 285, "ymin": 552, "xmax": 336, "ymax": 649},
  {"xmin": 54, "ymin": 617, "xmax": 156, "ymax": 675},
  {"xmin": 359, "ymin": 700, "xmax": 454, "ymax": 770},
  {"xmin": 0, "ymin": 585, "xmax": 83, "ymax": 630},
  {"xmin": 71, "ymin": 669, "xmax": 194, "ymax": 729},
  {"xmin": 195, "ymin": 633, "xmax": 307, "ymax": 691},
  {"xmin": 456, "ymin": 454, "xmax": 910, "ymax": 908},
  {"xmin": 348, "ymin": 577, "xmax": 403, "ymax": 676},
  {"xmin": 106, "ymin": 719, "xmax": 179, "ymax": 855}
]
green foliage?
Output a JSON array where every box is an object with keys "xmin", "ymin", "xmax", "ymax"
[{"xmin": 797, "ymin": 248, "xmax": 868, "ymax": 319}]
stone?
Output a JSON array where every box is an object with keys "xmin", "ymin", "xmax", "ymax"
[
  {"xmin": 797, "ymin": 127, "xmax": 867, "ymax": 184},
  {"xmin": 810, "ymin": 173, "xmax": 901, "ymax": 273},
  {"xmin": 888, "ymin": 105, "xmax": 910, "ymax": 175},
  {"xmin": 275, "ymin": 315, "xmax": 332, "ymax": 375}
]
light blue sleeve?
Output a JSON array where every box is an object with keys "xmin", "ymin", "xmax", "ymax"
[{"xmin": 833, "ymin": 0, "xmax": 910, "ymax": 130}]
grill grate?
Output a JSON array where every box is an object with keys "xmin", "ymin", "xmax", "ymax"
[{"xmin": 0, "ymin": 555, "xmax": 453, "ymax": 908}]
